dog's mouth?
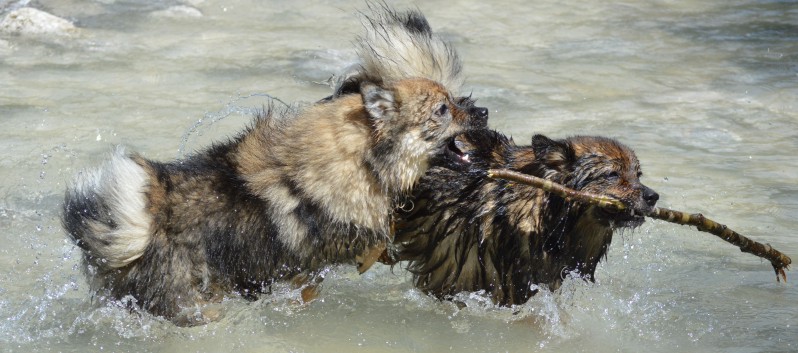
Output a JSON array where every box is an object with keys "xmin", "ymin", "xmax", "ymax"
[
  {"xmin": 594, "ymin": 202, "xmax": 648, "ymax": 228},
  {"xmin": 443, "ymin": 138, "xmax": 471, "ymax": 165}
]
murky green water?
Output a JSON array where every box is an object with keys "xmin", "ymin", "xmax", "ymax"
[{"xmin": 1, "ymin": 0, "xmax": 796, "ymax": 352}]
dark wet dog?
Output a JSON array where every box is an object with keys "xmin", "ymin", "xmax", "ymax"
[
  {"xmin": 328, "ymin": 6, "xmax": 659, "ymax": 305},
  {"xmin": 392, "ymin": 130, "xmax": 659, "ymax": 305}
]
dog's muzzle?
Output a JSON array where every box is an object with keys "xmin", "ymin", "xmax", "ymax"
[{"xmin": 468, "ymin": 106, "xmax": 489, "ymax": 129}]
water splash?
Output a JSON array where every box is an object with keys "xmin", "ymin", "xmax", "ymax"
[{"xmin": 176, "ymin": 93, "xmax": 292, "ymax": 159}]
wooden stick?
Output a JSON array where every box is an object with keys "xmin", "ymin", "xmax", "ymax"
[
  {"xmin": 487, "ymin": 169, "xmax": 792, "ymax": 282},
  {"xmin": 487, "ymin": 169, "xmax": 628, "ymax": 211},
  {"xmin": 648, "ymin": 207, "xmax": 791, "ymax": 282}
]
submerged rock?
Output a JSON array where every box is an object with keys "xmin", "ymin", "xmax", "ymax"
[{"xmin": 0, "ymin": 7, "xmax": 76, "ymax": 36}]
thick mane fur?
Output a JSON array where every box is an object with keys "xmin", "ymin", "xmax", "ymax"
[{"xmin": 335, "ymin": 3, "xmax": 464, "ymax": 96}]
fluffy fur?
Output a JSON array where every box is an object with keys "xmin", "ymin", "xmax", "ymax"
[
  {"xmin": 392, "ymin": 130, "xmax": 660, "ymax": 305},
  {"xmin": 328, "ymin": 4, "xmax": 487, "ymax": 183},
  {"xmin": 63, "ymin": 147, "xmax": 152, "ymax": 269},
  {"xmin": 334, "ymin": 4, "xmax": 465, "ymax": 98},
  {"xmin": 63, "ymin": 77, "xmax": 484, "ymax": 325}
]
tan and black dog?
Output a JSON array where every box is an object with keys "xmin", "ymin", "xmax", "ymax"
[
  {"xmin": 62, "ymin": 7, "xmax": 487, "ymax": 325},
  {"xmin": 392, "ymin": 130, "xmax": 660, "ymax": 305}
]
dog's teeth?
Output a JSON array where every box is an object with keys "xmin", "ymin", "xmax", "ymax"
[{"xmin": 462, "ymin": 154, "xmax": 470, "ymax": 163}]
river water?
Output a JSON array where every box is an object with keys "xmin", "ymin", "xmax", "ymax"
[{"xmin": 1, "ymin": 0, "xmax": 796, "ymax": 352}]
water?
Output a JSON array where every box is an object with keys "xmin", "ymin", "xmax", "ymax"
[{"xmin": 1, "ymin": 0, "xmax": 796, "ymax": 351}]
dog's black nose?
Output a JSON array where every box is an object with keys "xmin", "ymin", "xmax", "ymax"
[
  {"xmin": 642, "ymin": 187, "xmax": 659, "ymax": 207},
  {"xmin": 475, "ymin": 107, "xmax": 488, "ymax": 119},
  {"xmin": 468, "ymin": 106, "xmax": 489, "ymax": 128}
]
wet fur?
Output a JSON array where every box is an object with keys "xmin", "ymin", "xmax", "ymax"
[
  {"xmin": 63, "ymin": 77, "xmax": 482, "ymax": 325},
  {"xmin": 393, "ymin": 130, "xmax": 660, "ymax": 305},
  {"xmin": 63, "ymin": 4, "xmax": 487, "ymax": 324}
]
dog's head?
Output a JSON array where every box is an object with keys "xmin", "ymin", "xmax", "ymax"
[
  {"xmin": 530, "ymin": 134, "xmax": 659, "ymax": 228},
  {"xmin": 329, "ymin": 5, "xmax": 489, "ymax": 175},
  {"xmin": 359, "ymin": 79, "xmax": 487, "ymax": 191},
  {"xmin": 362, "ymin": 79, "xmax": 487, "ymax": 161}
]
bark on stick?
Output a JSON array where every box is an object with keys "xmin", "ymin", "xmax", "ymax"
[{"xmin": 487, "ymin": 169, "xmax": 792, "ymax": 282}]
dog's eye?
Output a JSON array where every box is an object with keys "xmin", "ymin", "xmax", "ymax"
[
  {"xmin": 606, "ymin": 171, "xmax": 620, "ymax": 180},
  {"xmin": 433, "ymin": 103, "xmax": 448, "ymax": 117}
]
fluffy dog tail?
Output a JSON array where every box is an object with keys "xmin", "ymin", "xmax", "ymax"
[
  {"xmin": 62, "ymin": 148, "xmax": 153, "ymax": 270},
  {"xmin": 335, "ymin": 4, "xmax": 464, "ymax": 95}
]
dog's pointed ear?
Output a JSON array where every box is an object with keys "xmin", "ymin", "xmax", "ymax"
[
  {"xmin": 532, "ymin": 134, "xmax": 575, "ymax": 173},
  {"xmin": 361, "ymin": 82, "xmax": 396, "ymax": 120}
]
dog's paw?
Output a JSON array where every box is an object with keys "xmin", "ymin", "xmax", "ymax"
[
  {"xmin": 356, "ymin": 242, "xmax": 387, "ymax": 274},
  {"xmin": 300, "ymin": 284, "xmax": 321, "ymax": 303},
  {"xmin": 172, "ymin": 303, "xmax": 225, "ymax": 327}
]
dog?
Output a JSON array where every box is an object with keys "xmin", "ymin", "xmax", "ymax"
[
  {"xmin": 334, "ymin": 4, "xmax": 661, "ymax": 307},
  {"xmin": 391, "ymin": 130, "xmax": 660, "ymax": 305},
  {"xmin": 62, "ymin": 7, "xmax": 488, "ymax": 325}
]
